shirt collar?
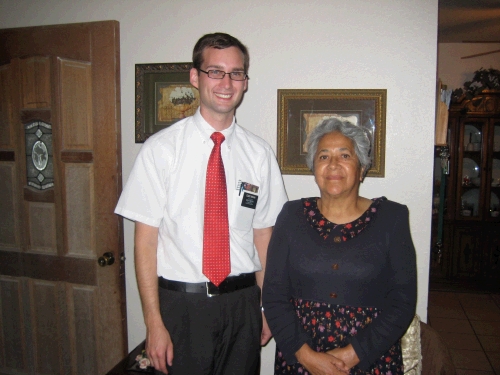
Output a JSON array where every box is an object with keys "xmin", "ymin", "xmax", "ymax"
[{"xmin": 193, "ymin": 108, "xmax": 235, "ymax": 148}]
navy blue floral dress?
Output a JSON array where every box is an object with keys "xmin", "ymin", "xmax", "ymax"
[{"xmin": 274, "ymin": 197, "xmax": 404, "ymax": 375}]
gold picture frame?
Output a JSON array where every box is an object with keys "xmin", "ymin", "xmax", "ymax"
[
  {"xmin": 277, "ymin": 89, "xmax": 386, "ymax": 177},
  {"xmin": 135, "ymin": 62, "xmax": 200, "ymax": 143}
]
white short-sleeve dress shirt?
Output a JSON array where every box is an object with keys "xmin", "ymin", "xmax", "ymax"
[{"xmin": 115, "ymin": 109, "xmax": 288, "ymax": 282}]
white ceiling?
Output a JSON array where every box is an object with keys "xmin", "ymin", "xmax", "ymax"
[{"xmin": 438, "ymin": 0, "xmax": 500, "ymax": 42}]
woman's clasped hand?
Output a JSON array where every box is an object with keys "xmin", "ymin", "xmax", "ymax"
[{"xmin": 296, "ymin": 343, "xmax": 352, "ymax": 375}]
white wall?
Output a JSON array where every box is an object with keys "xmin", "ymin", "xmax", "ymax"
[
  {"xmin": 0, "ymin": 0, "xmax": 438, "ymax": 372},
  {"xmin": 438, "ymin": 43, "xmax": 500, "ymax": 90}
]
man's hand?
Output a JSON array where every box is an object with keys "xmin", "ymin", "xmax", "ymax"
[
  {"xmin": 260, "ymin": 311, "xmax": 272, "ymax": 345},
  {"xmin": 253, "ymin": 227, "xmax": 273, "ymax": 346},
  {"xmin": 145, "ymin": 320, "xmax": 174, "ymax": 374},
  {"xmin": 135, "ymin": 222, "xmax": 172, "ymax": 373}
]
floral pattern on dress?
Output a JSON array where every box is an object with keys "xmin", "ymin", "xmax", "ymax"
[
  {"xmin": 302, "ymin": 197, "xmax": 386, "ymax": 241},
  {"xmin": 274, "ymin": 196, "xmax": 403, "ymax": 375},
  {"xmin": 275, "ymin": 299, "xmax": 403, "ymax": 375}
]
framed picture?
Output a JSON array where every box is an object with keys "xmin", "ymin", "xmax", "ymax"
[
  {"xmin": 135, "ymin": 63, "xmax": 200, "ymax": 143},
  {"xmin": 277, "ymin": 89, "xmax": 386, "ymax": 177}
]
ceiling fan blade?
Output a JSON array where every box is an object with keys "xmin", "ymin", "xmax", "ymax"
[{"xmin": 461, "ymin": 49, "xmax": 500, "ymax": 59}]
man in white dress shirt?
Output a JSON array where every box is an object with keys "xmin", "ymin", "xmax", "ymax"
[{"xmin": 115, "ymin": 33, "xmax": 287, "ymax": 375}]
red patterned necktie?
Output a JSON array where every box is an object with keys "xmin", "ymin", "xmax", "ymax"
[{"xmin": 203, "ymin": 132, "xmax": 230, "ymax": 286}]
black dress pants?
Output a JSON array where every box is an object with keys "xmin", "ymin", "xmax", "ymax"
[{"xmin": 157, "ymin": 284, "xmax": 262, "ymax": 375}]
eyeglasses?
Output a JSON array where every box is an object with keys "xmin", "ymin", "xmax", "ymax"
[{"xmin": 199, "ymin": 69, "xmax": 248, "ymax": 81}]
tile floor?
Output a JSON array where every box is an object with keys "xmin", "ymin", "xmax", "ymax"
[{"xmin": 428, "ymin": 290, "xmax": 500, "ymax": 374}]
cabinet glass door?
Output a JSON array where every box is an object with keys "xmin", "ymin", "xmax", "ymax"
[
  {"xmin": 489, "ymin": 122, "xmax": 500, "ymax": 219},
  {"xmin": 458, "ymin": 121, "xmax": 485, "ymax": 219}
]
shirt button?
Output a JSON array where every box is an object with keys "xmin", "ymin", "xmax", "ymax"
[
  {"xmin": 332, "ymin": 263, "xmax": 339, "ymax": 270},
  {"xmin": 330, "ymin": 292, "xmax": 337, "ymax": 298},
  {"xmin": 333, "ymin": 236, "xmax": 341, "ymax": 243}
]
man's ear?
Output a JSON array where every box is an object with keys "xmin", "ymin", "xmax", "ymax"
[{"xmin": 190, "ymin": 67, "xmax": 199, "ymax": 89}]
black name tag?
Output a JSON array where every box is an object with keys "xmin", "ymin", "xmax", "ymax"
[{"xmin": 241, "ymin": 192, "xmax": 258, "ymax": 209}]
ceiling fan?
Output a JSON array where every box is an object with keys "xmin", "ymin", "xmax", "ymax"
[{"xmin": 461, "ymin": 41, "xmax": 500, "ymax": 59}]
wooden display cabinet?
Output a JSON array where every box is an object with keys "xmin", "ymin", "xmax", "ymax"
[{"xmin": 430, "ymin": 90, "xmax": 500, "ymax": 291}]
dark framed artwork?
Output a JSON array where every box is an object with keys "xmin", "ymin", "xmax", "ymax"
[
  {"xmin": 277, "ymin": 89, "xmax": 386, "ymax": 177},
  {"xmin": 135, "ymin": 63, "xmax": 200, "ymax": 143}
]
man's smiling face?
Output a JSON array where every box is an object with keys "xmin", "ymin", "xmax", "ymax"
[{"xmin": 190, "ymin": 46, "xmax": 248, "ymax": 128}]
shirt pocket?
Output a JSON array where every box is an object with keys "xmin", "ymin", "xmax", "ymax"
[{"xmin": 231, "ymin": 191, "xmax": 257, "ymax": 230}]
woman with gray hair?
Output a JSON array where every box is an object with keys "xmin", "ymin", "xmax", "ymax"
[{"xmin": 263, "ymin": 117, "xmax": 417, "ymax": 375}]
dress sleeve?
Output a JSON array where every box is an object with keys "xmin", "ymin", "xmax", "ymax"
[
  {"xmin": 349, "ymin": 205, "xmax": 417, "ymax": 370},
  {"xmin": 262, "ymin": 202, "xmax": 313, "ymax": 365}
]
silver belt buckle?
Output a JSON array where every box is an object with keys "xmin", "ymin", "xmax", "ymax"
[{"xmin": 205, "ymin": 282, "xmax": 218, "ymax": 297}]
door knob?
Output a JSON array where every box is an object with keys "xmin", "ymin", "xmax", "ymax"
[{"xmin": 98, "ymin": 252, "xmax": 115, "ymax": 267}]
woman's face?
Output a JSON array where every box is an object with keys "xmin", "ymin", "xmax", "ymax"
[{"xmin": 313, "ymin": 131, "xmax": 363, "ymax": 199}]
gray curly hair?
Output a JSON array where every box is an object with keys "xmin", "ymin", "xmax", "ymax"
[{"xmin": 305, "ymin": 117, "xmax": 372, "ymax": 176}]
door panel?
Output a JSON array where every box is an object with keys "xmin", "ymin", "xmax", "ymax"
[
  {"xmin": 31, "ymin": 280, "xmax": 60, "ymax": 375},
  {"xmin": 0, "ymin": 277, "xmax": 25, "ymax": 372},
  {"xmin": 65, "ymin": 163, "xmax": 94, "ymax": 256},
  {"xmin": 0, "ymin": 21, "xmax": 125, "ymax": 375},
  {"xmin": 483, "ymin": 223, "xmax": 500, "ymax": 284},
  {"xmin": 0, "ymin": 65, "xmax": 14, "ymax": 146},
  {"xmin": 28, "ymin": 202, "xmax": 57, "ymax": 253},
  {"xmin": 0, "ymin": 63, "xmax": 19, "ymax": 251},
  {"xmin": 20, "ymin": 57, "xmax": 51, "ymax": 109},
  {"xmin": 59, "ymin": 59, "xmax": 92, "ymax": 150},
  {"xmin": 0, "ymin": 164, "xmax": 17, "ymax": 247},
  {"xmin": 452, "ymin": 224, "xmax": 482, "ymax": 279},
  {"xmin": 71, "ymin": 284, "xmax": 98, "ymax": 375}
]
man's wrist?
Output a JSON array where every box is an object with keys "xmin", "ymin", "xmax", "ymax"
[{"xmin": 144, "ymin": 311, "xmax": 164, "ymax": 328}]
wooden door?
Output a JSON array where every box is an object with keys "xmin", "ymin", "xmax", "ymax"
[
  {"xmin": 0, "ymin": 21, "xmax": 126, "ymax": 374},
  {"xmin": 482, "ymin": 222, "xmax": 500, "ymax": 287},
  {"xmin": 451, "ymin": 224, "xmax": 483, "ymax": 280}
]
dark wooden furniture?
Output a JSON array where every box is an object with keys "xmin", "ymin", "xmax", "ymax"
[
  {"xmin": 431, "ymin": 90, "xmax": 500, "ymax": 291},
  {"xmin": 106, "ymin": 341, "xmax": 148, "ymax": 375},
  {"xmin": 420, "ymin": 322, "xmax": 456, "ymax": 375}
]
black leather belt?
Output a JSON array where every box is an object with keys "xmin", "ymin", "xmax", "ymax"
[{"xmin": 158, "ymin": 273, "xmax": 256, "ymax": 297}]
